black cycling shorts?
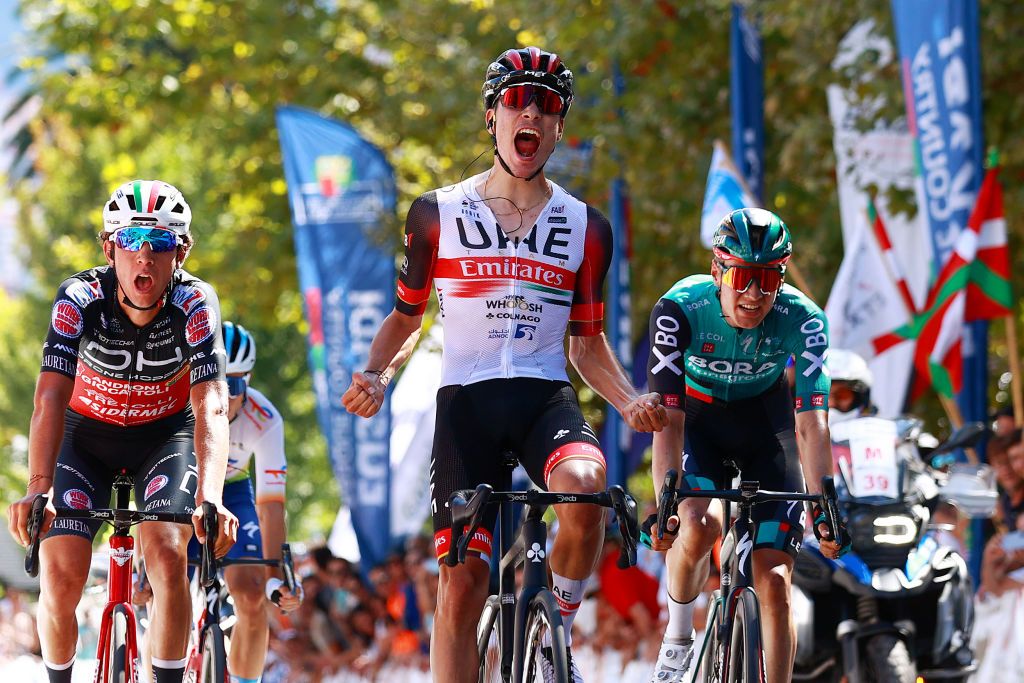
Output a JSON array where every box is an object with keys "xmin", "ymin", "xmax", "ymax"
[
  {"xmin": 682, "ymin": 376, "xmax": 806, "ymax": 557},
  {"xmin": 47, "ymin": 408, "xmax": 199, "ymax": 541},
  {"xmin": 430, "ymin": 378, "xmax": 605, "ymax": 563}
]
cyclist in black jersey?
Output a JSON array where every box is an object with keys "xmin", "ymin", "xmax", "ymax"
[
  {"xmin": 644, "ymin": 209, "xmax": 851, "ymax": 683},
  {"xmin": 343, "ymin": 47, "xmax": 666, "ymax": 683},
  {"xmin": 6, "ymin": 180, "xmax": 238, "ymax": 683}
]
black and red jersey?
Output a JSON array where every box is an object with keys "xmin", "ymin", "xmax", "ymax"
[{"xmin": 41, "ymin": 266, "xmax": 226, "ymax": 427}]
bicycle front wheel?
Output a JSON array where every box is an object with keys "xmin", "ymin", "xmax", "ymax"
[
  {"xmin": 107, "ymin": 604, "xmax": 130, "ymax": 683},
  {"xmin": 199, "ymin": 624, "xmax": 228, "ymax": 683},
  {"xmin": 521, "ymin": 590, "xmax": 568, "ymax": 683},
  {"xmin": 477, "ymin": 594, "xmax": 504, "ymax": 683},
  {"xmin": 696, "ymin": 590, "xmax": 724, "ymax": 683},
  {"xmin": 726, "ymin": 588, "xmax": 765, "ymax": 683}
]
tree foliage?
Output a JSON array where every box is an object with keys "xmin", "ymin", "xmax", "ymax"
[{"xmin": 3, "ymin": 0, "xmax": 1023, "ymax": 533}]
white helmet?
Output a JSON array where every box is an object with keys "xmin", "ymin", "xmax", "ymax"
[
  {"xmin": 102, "ymin": 180, "xmax": 192, "ymax": 236},
  {"xmin": 828, "ymin": 349, "xmax": 873, "ymax": 425},
  {"xmin": 222, "ymin": 321, "xmax": 257, "ymax": 374}
]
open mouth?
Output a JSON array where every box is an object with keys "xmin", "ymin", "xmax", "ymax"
[
  {"xmin": 134, "ymin": 274, "xmax": 154, "ymax": 294},
  {"xmin": 739, "ymin": 303, "xmax": 761, "ymax": 313},
  {"xmin": 514, "ymin": 128, "xmax": 541, "ymax": 158}
]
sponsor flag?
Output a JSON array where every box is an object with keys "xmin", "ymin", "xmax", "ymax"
[
  {"xmin": 700, "ymin": 141, "xmax": 759, "ymax": 248},
  {"xmin": 730, "ymin": 2, "xmax": 765, "ymax": 202},
  {"xmin": 965, "ymin": 164, "xmax": 1012, "ymax": 320},
  {"xmin": 892, "ymin": 0, "xmax": 987, "ymax": 420},
  {"xmin": 276, "ymin": 106, "xmax": 396, "ymax": 568}
]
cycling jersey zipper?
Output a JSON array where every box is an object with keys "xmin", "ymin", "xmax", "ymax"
[{"xmin": 502, "ymin": 241, "xmax": 521, "ymax": 378}]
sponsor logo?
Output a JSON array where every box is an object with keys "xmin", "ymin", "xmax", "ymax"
[
  {"xmin": 315, "ymin": 154, "xmax": 353, "ymax": 197},
  {"xmin": 145, "ymin": 474, "xmax": 169, "ymax": 500},
  {"xmin": 526, "ymin": 542, "xmax": 546, "ymax": 563},
  {"xmin": 485, "ymin": 295, "xmax": 543, "ymax": 313},
  {"xmin": 686, "ymin": 298, "xmax": 710, "ymax": 311},
  {"xmin": 795, "ymin": 397, "xmax": 804, "ymax": 410},
  {"xmin": 664, "ymin": 394, "xmax": 680, "ymax": 408},
  {"xmin": 550, "ymin": 205, "xmax": 565, "ymax": 214},
  {"xmin": 65, "ymin": 280, "xmax": 104, "ymax": 307},
  {"xmin": 811, "ymin": 393, "xmax": 825, "ymax": 407},
  {"xmin": 190, "ymin": 362, "xmax": 220, "ymax": 383},
  {"xmin": 243, "ymin": 521, "xmax": 260, "ymax": 539},
  {"xmin": 52, "ymin": 519, "xmax": 91, "ymax": 534},
  {"xmin": 63, "ymin": 489, "xmax": 92, "ymax": 510},
  {"xmin": 170, "ymin": 284, "xmax": 207, "ymax": 315},
  {"xmin": 485, "ymin": 312, "xmax": 541, "ymax": 323},
  {"xmin": 553, "ymin": 429, "xmax": 570, "ymax": 440},
  {"xmin": 487, "ymin": 328, "xmax": 509, "ymax": 340},
  {"xmin": 185, "ymin": 306, "xmax": 217, "ymax": 346},
  {"xmin": 702, "ymin": 342, "xmax": 715, "ymax": 353},
  {"xmin": 110, "ymin": 546, "xmax": 134, "ymax": 567},
  {"xmin": 689, "ymin": 356, "xmax": 778, "ymax": 376},
  {"xmin": 547, "ymin": 216, "xmax": 567, "ymax": 224},
  {"xmin": 400, "ymin": 256, "xmax": 409, "ymax": 275},
  {"xmin": 144, "ymin": 498, "xmax": 172, "ymax": 511},
  {"xmin": 51, "ymin": 301, "xmax": 84, "ymax": 338},
  {"xmin": 514, "ymin": 324, "xmax": 536, "ymax": 340},
  {"xmin": 736, "ymin": 530, "xmax": 753, "ymax": 577},
  {"xmin": 452, "ymin": 256, "xmax": 569, "ymax": 287},
  {"xmin": 652, "ymin": 315, "xmax": 683, "ymax": 375}
]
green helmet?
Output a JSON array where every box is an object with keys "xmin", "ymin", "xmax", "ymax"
[{"xmin": 712, "ymin": 208, "xmax": 793, "ymax": 266}]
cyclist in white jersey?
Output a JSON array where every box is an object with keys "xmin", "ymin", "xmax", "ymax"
[
  {"xmin": 217, "ymin": 321, "xmax": 301, "ymax": 683},
  {"xmin": 343, "ymin": 46, "xmax": 666, "ymax": 683}
]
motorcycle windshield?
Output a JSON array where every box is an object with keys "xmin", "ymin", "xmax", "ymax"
[{"xmin": 830, "ymin": 417, "xmax": 903, "ymax": 502}]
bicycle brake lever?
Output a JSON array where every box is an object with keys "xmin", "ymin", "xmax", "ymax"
[
  {"xmin": 609, "ymin": 487, "xmax": 639, "ymax": 569},
  {"xmin": 820, "ymin": 476, "xmax": 842, "ymax": 543},
  {"xmin": 657, "ymin": 469, "xmax": 679, "ymax": 541},
  {"xmin": 280, "ymin": 543, "xmax": 296, "ymax": 593},
  {"xmin": 25, "ymin": 494, "xmax": 48, "ymax": 578},
  {"xmin": 199, "ymin": 501, "xmax": 218, "ymax": 588}
]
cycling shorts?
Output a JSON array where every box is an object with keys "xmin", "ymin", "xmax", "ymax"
[
  {"xmin": 430, "ymin": 378, "xmax": 605, "ymax": 564},
  {"xmin": 187, "ymin": 479, "xmax": 262, "ymax": 561},
  {"xmin": 47, "ymin": 409, "xmax": 198, "ymax": 541},
  {"xmin": 682, "ymin": 376, "xmax": 806, "ymax": 557}
]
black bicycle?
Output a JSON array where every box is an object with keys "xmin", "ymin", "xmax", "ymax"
[
  {"xmin": 446, "ymin": 454, "xmax": 640, "ymax": 683},
  {"xmin": 184, "ymin": 501, "xmax": 297, "ymax": 683},
  {"xmin": 654, "ymin": 467, "xmax": 842, "ymax": 683}
]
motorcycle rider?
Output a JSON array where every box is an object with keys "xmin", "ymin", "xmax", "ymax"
[{"xmin": 826, "ymin": 349, "xmax": 876, "ymax": 426}]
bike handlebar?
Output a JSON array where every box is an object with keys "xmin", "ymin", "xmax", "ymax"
[
  {"xmin": 24, "ymin": 494, "xmax": 195, "ymax": 578},
  {"xmin": 654, "ymin": 472, "xmax": 843, "ymax": 542},
  {"xmin": 445, "ymin": 485, "xmax": 640, "ymax": 570}
]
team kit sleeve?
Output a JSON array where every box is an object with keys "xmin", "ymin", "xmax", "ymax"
[
  {"xmin": 791, "ymin": 308, "xmax": 831, "ymax": 412},
  {"xmin": 186, "ymin": 282, "xmax": 228, "ymax": 386},
  {"xmin": 252, "ymin": 412, "xmax": 287, "ymax": 505},
  {"xmin": 41, "ymin": 276, "xmax": 88, "ymax": 378},
  {"xmin": 394, "ymin": 192, "xmax": 441, "ymax": 317},
  {"xmin": 646, "ymin": 297, "xmax": 691, "ymax": 409},
  {"xmin": 568, "ymin": 206, "xmax": 613, "ymax": 337}
]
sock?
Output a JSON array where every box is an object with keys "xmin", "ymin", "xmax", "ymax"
[
  {"xmin": 664, "ymin": 592, "xmax": 697, "ymax": 644},
  {"xmin": 44, "ymin": 656, "xmax": 74, "ymax": 683},
  {"xmin": 230, "ymin": 677, "xmax": 261, "ymax": 683},
  {"xmin": 550, "ymin": 572, "xmax": 588, "ymax": 646},
  {"xmin": 152, "ymin": 655, "xmax": 189, "ymax": 683}
]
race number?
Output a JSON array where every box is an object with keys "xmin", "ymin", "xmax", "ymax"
[{"xmin": 845, "ymin": 418, "xmax": 899, "ymax": 499}]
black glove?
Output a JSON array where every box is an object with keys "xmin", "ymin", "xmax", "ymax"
[
  {"xmin": 811, "ymin": 503, "xmax": 852, "ymax": 557},
  {"xmin": 639, "ymin": 513, "xmax": 678, "ymax": 549}
]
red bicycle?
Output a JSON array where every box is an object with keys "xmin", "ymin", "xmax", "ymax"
[{"xmin": 25, "ymin": 469, "xmax": 208, "ymax": 683}]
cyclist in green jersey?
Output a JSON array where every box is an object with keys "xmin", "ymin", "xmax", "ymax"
[{"xmin": 643, "ymin": 208, "xmax": 851, "ymax": 683}]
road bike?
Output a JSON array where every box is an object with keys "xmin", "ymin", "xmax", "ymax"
[
  {"xmin": 183, "ymin": 505, "xmax": 297, "ymax": 683},
  {"xmin": 25, "ymin": 469, "xmax": 206, "ymax": 683},
  {"xmin": 446, "ymin": 452, "xmax": 640, "ymax": 683},
  {"xmin": 654, "ymin": 466, "xmax": 842, "ymax": 683}
]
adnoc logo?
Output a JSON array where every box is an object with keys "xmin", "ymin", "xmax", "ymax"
[{"xmin": 315, "ymin": 155, "xmax": 353, "ymax": 197}]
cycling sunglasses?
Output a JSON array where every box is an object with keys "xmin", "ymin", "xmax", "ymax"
[
  {"xmin": 720, "ymin": 262, "xmax": 786, "ymax": 295},
  {"xmin": 499, "ymin": 84, "xmax": 566, "ymax": 116},
  {"xmin": 112, "ymin": 226, "xmax": 180, "ymax": 253},
  {"xmin": 227, "ymin": 374, "xmax": 249, "ymax": 398}
]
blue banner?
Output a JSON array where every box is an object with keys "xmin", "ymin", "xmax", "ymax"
[
  {"xmin": 276, "ymin": 106, "xmax": 396, "ymax": 568},
  {"xmin": 891, "ymin": 0, "xmax": 987, "ymax": 424},
  {"xmin": 600, "ymin": 178, "xmax": 632, "ymax": 486},
  {"xmin": 730, "ymin": 3, "xmax": 765, "ymax": 202}
]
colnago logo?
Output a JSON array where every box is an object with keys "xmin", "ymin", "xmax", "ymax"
[
  {"xmin": 486, "ymin": 295, "xmax": 543, "ymax": 313},
  {"xmin": 485, "ymin": 312, "xmax": 540, "ymax": 323},
  {"xmin": 690, "ymin": 356, "xmax": 778, "ymax": 375}
]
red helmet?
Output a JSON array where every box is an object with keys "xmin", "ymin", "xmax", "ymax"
[{"xmin": 481, "ymin": 46, "xmax": 574, "ymax": 116}]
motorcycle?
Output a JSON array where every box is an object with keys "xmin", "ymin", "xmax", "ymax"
[{"xmin": 792, "ymin": 417, "xmax": 996, "ymax": 683}]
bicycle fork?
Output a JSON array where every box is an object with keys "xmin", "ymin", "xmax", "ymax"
[
  {"xmin": 95, "ymin": 532, "xmax": 139, "ymax": 683},
  {"xmin": 512, "ymin": 505, "xmax": 549, "ymax": 683}
]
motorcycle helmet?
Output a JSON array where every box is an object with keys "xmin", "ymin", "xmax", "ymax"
[{"xmin": 828, "ymin": 349, "xmax": 873, "ymax": 426}]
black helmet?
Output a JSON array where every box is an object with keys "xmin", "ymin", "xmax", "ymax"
[{"xmin": 481, "ymin": 46, "xmax": 574, "ymax": 117}]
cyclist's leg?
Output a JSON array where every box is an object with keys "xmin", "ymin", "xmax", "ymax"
[
  {"xmin": 39, "ymin": 433, "xmax": 111, "ymax": 681},
  {"xmin": 135, "ymin": 431, "xmax": 197, "ymax": 682},
  {"xmin": 429, "ymin": 383, "xmax": 506, "ymax": 683},
  {"xmin": 221, "ymin": 480, "xmax": 269, "ymax": 680},
  {"xmin": 737, "ymin": 379, "xmax": 804, "ymax": 683},
  {"xmin": 520, "ymin": 382, "xmax": 606, "ymax": 645}
]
